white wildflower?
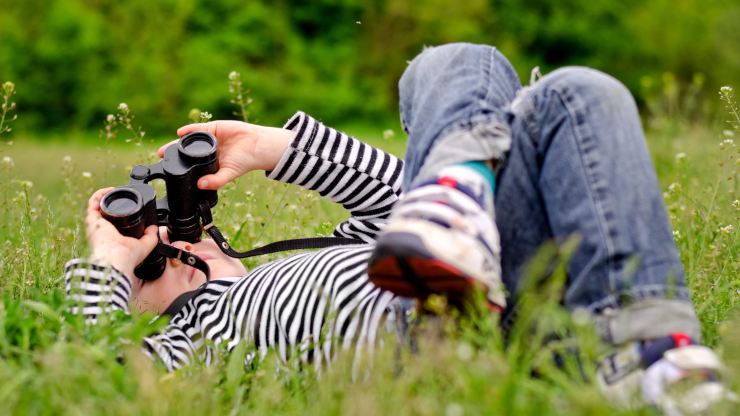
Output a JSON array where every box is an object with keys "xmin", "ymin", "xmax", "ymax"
[
  {"xmin": 63, "ymin": 155, "xmax": 72, "ymax": 163},
  {"xmin": 446, "ymin": 402, "xmax": 464, "ymax": 416},
  {"xmin": 723, "ymin": 130, "xmax": 735, "ymax": 139},
  {"xmin": 672, "ymin": 230, "xmax": 681, "ymax": 240},
  {"xmin": 674, "ymin": 152, "xmax": 687, "ymax": 163},
  {"xmin": 719, "ymin": 224, "xmax": 734, "ymax": 234},
  {"xmin": 732, "ymin": 199, "xmax": 740, "ymax": 210},
  {"xmin": 117, "ymin": 102, "xmax": 129, "ymax": 112},
  {"xmin": 228, "ymin": 71, "xmax": 239, "ymax": 81},
  {"xmin": 81, "ymin": 171, "xmax": 92, "ymax": 178},
  {"xmin": 720, "ymin": 86, "xmax": 733, "ymax": 94},
  {"xmin": 106, "ymin": 114, "xmax": 116, "ymax": 123},
  {"xmin": 668, "ymin": 182, "xmax": 681, "ymax": 193},
  {"xmin": 382, "ymin": 129, "xmax": 395, "ymax": 140},
  {"xmin": 2, "ymin": 156, "xmax": 13, "ymax": 165},
  {"xmin": 456, "ymin": 342, "xmax": 474, "ymax": 361}
]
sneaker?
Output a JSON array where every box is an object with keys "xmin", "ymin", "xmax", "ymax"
[
  {"xmin": 367, "ymin": 165, "xmax": 507, "ymax": 310},
  {"xmin": 597, "ymin": 332, "xmax": 737, "ymax": 415}
]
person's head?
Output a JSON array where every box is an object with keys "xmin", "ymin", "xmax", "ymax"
[{"xmin": 130, "ymin": 228, "xmax": 246, "ymax": 314}]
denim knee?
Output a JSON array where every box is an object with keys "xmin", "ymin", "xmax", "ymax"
[
  {"xmin": 512, "ymin": 66, "xmax": 639, "ymax": 146},
  {"xmin": 542, "ymin": 66, "xmax": 635, "ymax": 112},
  {"xmin": 398, "ymin": 43, "xmax": 499, "ymax": 133},
  {"xmin": 399, "ymin": 43, "xmax": 496, "ymax": 91}
]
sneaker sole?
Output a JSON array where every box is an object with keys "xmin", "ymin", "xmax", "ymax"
[{"xmin": 368, "ymin": 224, "xmax": 504, "ymax": 311}]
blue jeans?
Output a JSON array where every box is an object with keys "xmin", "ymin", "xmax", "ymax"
[{"xmin": 399, "ymin": 43, "xmax": 700, "ymax": 344}]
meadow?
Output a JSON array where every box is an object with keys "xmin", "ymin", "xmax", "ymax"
[{"xmin": 0, "ymin": 85, "xmax": 736, "ymax": 415}]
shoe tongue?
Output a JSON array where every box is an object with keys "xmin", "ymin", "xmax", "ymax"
[{"xmin": 640, "ymin": 332, "xmax": 697, "ymax": 368}]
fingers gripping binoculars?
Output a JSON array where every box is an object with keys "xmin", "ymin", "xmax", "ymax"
[
  {"xmin": 99, "ymin": 131, "xmax": 362, "ymax": 283},
  {"xmin": 100, "ymin": 132, "xmax": 218, "ymax": 280}
]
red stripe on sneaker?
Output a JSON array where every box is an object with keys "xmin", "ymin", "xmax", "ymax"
[
  {"xmin": 671, "ymin": 332, "xmax": 693, "ymax": 347},
  {"xmin": 438, "ymin": 176, "xmax": 457, "ymax": 188}
]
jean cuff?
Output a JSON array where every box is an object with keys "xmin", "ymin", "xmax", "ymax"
[
  {"xmin": 413, "ymin": 115, "xmax": 511, "ymax": 188},
  {"xmin": 591, "ymin": 298, "xmax": 701, "ymax": 345}
]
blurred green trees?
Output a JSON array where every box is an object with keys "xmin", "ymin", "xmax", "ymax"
[{"xmin": 0, "ymin": 0, "xmax": 737, "ymax": 135}]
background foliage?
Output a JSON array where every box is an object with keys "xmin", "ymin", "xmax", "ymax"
[
  {"xmin": 0, "ymin": 0, "xmax": 738, "ymax": 134},
  {"xmin": 0, "ymin": 0, "xmax": 738, "ymax": 414}
]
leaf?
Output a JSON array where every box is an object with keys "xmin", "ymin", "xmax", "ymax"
[
  {"xmin": 22, "ymin": 300, "xmax": 62, "ymax": 323},
  {"xmin": 231, "ymin": 220, "xmax": 249, "ymax": 245}
]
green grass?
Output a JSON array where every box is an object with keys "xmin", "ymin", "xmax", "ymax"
[{"xmin": 0, "ymin": 119, "xmax": 737, "ymax": 415}]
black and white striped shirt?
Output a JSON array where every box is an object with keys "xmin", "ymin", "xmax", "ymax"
[{"xmin": 65, "ymin": 112, "xmax": 406, "ymax": 371}]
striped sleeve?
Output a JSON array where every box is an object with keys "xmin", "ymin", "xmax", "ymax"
[
  {"xmin": 141, "ymin": 279, "xmax": 236, "ymax": 371},
  {"xmin": 147, "ymin": 246, "xmax": 400, "ymax": 373},
  {"xmin": 64, "ymin": 257, "xmax": 237, "ymax": 371},
  {"xmin": 64, "ymin": 247, "xmax": 408, "ymax": 372},
  {"xmin": 64, "ymin": 259, "xmax": 133, "ymax": 322},
  {"xmin": 267, "ymin": 111, "xmax": 404, "ymax": 242}
]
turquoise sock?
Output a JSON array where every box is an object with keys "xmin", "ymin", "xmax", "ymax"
[{"xmin": 460, "ymin": 161, "xmax": 496, "ymax": 194}]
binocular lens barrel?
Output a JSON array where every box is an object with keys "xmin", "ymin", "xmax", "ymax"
[
  {"xmin": 99, "ymin": 130, "xmax": 219, "ymax": 281},
  {"xmin": 178, "ymin": 132, "xmax": 217, "ymax": 162},
  {"xmin": 100, "ymin": 188, "xmax": 145, "ymax": 238},
  {"xmin": 100, "ymin": 187, "xmax": 166, "ymax": 281},
  {"xmin": 102, "ymin": 188, "xmax": 141, "ymax": 216}
]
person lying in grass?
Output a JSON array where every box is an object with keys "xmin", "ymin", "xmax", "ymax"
[{"xmin": 68, "ymin": 43, "xmax": 733, "ymax": 414}]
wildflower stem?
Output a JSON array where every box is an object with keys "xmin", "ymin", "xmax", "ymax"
[
  {"xmin": 719, "ymin": 86, "xmax": 739, "ymax": 130},
  {"xmin": 228, "ymin": 71, "xmax": 252, "ymax": 122},
  {"xmin": 0, "ymin": 100, "xmax": 7, "ymax": 135},
  {"xmin": 1, "ymin": 81, "xmax": 17, "ymax": 136},
  {"xmin": 693, "ymin": 176, "xmax": 721, "ymax": 269}
]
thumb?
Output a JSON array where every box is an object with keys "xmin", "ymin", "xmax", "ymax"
[
  {"xmin": 140, "ymin": 225, "xmax": 160, "ymax": 253},
  {"xmin": 197, "ymin": 168, "xmax": 239, "ymax": 190}
]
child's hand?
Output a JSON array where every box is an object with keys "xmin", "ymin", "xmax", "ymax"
[
  {"xmin": 86, "ymin": 188, "xmax": 159, "ymax": 279},
  {"xmin": 159, "ymin": 121, "xmax": 296, "ymax": 191}
]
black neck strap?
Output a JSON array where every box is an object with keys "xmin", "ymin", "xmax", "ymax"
[
  {"xmin": 198, "ymin": 202, "xmax": 365, "ymax": 258},
  {"xmin": 160, "ymin": 203, "xmax": 366, "ymax": 317},
  {"xmin": 154, "ymin": 242, "xmax": 211, "ymax": 281},
  {"xmin": 154, "ymin": 242, "xmax": 211, "ymax": 318},
  {"xmin": 162, "ymin": 289, "xmax": 198, "ymax": 317}
]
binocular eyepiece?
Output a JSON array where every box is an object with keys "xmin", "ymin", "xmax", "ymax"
[{"xmin": 100, "ymin": 132, "xmax": 219, "ymax": 280}]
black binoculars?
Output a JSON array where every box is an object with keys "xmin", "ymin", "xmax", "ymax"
[
  {"xmin": 100, "ymin": 132, "xmax": 219, "ymax": 280},
  {"xmin": 99, "ymin": 130, "xmax": 361, "ymax": 284}
]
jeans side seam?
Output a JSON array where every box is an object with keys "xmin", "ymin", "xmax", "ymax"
[{"xmin": 551, "ymin": 86, "xmax": 619, "ymax": 294}]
